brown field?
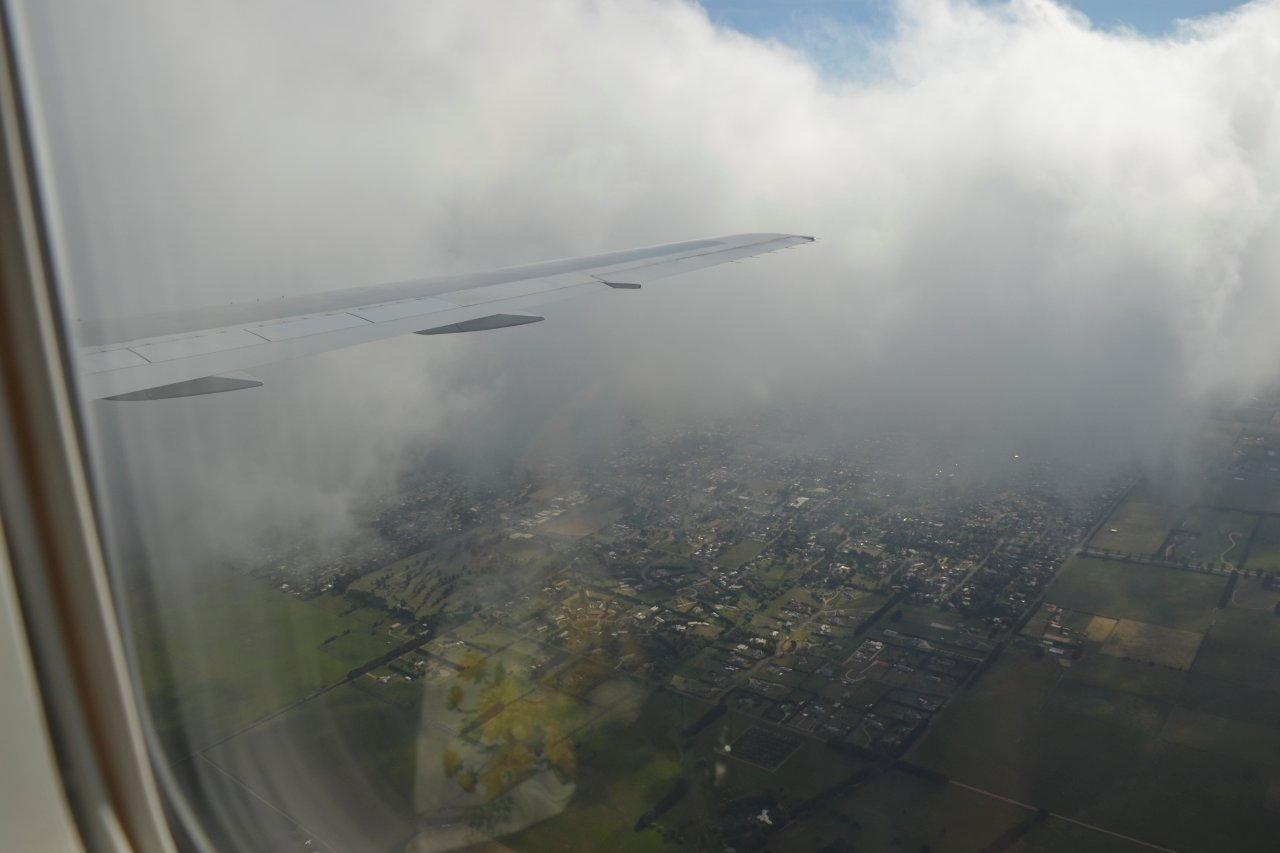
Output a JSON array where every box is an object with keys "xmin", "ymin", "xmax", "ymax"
[
  {"xmin": 544, "ymin": 503, "xmax": 618, "ymax": 538},
  {"xmin": 1085, "ymin": 615, "xmax": 1118, "ymax": 642},
  {"xmin": 1100, "ymin": 619, "xmax": 1204, "ymax": 670},
  {"xmin": 545, "ymin": 515, "xmax": 605, "ymax": 537}
]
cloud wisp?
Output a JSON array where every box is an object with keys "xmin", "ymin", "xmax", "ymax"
[{"xmin": 13, "ymin": 0, "xmax": 1280, "ymax": 564}]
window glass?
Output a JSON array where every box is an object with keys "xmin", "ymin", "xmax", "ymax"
[{"xmin": 12, "ymin": 1, "xmax": 1280, "ymax": 850}]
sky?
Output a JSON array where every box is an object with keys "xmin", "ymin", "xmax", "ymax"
[
  {"xmin": 701, "ymin": 0, "xmax": 1249, "ymax": 38},
  {"xmin": 700, "ymin": 1, "xmax": 1255, "ymax": 76},
  {"xmin": 9, "ymin": 0, "xmax": 1280, "ymax": 568}
]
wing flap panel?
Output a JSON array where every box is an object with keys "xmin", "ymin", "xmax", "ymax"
[
  {"xmin": 128, "ymin": 328, "xmax": 265, "ymax": 363},
  {"xmin": 250, "ymin": 312, "xmax": 371, "ymax": 341},
  {"xmin": 349, "ymin": 297, "xmax": 459, "ymax": 323},
  {"xmin": 80, "ymin": 347, "xmax": 151, "ymax": 374}
]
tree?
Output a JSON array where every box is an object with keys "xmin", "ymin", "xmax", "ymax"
[
  {"xmin": 443, "ymin": 748, "xmax": 463, "ymax": 778},
  {"xmin": 460, "ymin": 650, "xmax": 488, "ymax": 684}
]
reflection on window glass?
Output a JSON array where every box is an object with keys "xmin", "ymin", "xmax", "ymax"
[{"xmin": 14, "ymin": 0, "xmax": 1280, "ymax": 850}]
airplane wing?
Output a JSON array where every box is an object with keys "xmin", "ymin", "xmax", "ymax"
[{"xmin": 74, "ymin": 233, "xmax": 813, "ymax": 400}]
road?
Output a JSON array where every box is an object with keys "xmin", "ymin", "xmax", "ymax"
[{"xmin": 950, "ymin": 780, "xmax": 1180, "ymax": 853}]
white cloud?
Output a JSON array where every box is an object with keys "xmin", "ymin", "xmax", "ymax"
[{"xmin": 12, "ymin": 0, "xmax": 1280, "ymax": 561}]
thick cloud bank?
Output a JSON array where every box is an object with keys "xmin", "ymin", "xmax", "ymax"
[{"xmin": 15, "ymin": 0, "xmax": 1280, "ymax": 564}]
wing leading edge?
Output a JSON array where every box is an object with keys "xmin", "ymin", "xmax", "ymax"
[{"xmin": 76, "ymin": 233, "xmax": 814, "ymax": 401}]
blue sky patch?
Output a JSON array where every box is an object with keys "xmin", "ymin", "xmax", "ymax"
[{"xmin": 700, "ymin": 1, "xmax": 1250, "ymax": 40}]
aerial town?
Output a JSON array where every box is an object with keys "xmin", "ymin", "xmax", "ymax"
[{"xmin": 145, "ymin": 399, "xmax": 1280, "ymax": 852}]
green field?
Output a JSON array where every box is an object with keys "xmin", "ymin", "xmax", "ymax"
[
  {"xmin": 320, "ymin": 627, "xmax": 401, "ymax": 668},
  {"xmin": 913, "ymin": 644, "xmax": 1280, "ymax": 851},
  {"xmin": 1230, "ymin": 575, "xmax": 1280, "ymax": 612},
  {"xmin": 507, "ymin": 689, "xmax": 877, "ymax": 851},
  {"xmin": 1205, "ymin": 473, "xmax": 1280, "ymax": 515},
  {"xmin": 1090, "ymin": 498, "xmax": 1182, "ymax": 555},
  {"xmin": 1244, "ymin": 516, "xmax": 1280, "ymax": 572},
  {"xmin": 192, "ymin": 628, "xmax": 667, "ymax": 851},
  {"xmin": 131, "ymin": 576, "xmax": 384, "ymax": 753},
  {"xmin": 1174, "ymin": 507, "xmax": 1257, "ymax": 568},
  {"xmin": 1190, "ymin": 607, "xmax": 1280, "ymax": 694},
  {"xmin": 1161, "ymin": 706, "xmax": 1280, "ymax": 766},
  {"xmin": 1049, "ymin": 677, "xmax": 1171, "ymax": 735},
  {"xmin": 770, "ymin": 769, "xmax": 1149, "ymax": 853},
  {"xmin": 1176, "ymin": 670, "xmax": 1280, "ymax": 729},
  {"xmin": 1068, "ymin": 650, "xmax": 1187, "ymax": 698},
  {"xmin": 200, "ymin": 684, "xmax": 422, "ymax": 851},
  {"xmin": 502, "ymin": 691, "xmax": 700, "ymax": 852},
  {"xmin": 350, "ymin": 533, "xmax": 560, "ymax": 619},
  {"xmin": 913, "ymin": 647, "xmax": 1157, "ymax": 824},
  {"xmin": 1045, "ymin": 557, "xmax": 1224, "ymax": 633},
  {"xmin": 718, "ymin": 537, "xmax": 768, "ymax": 568},
  {"xmin": 169, "ymin": 755, "xmax": 333, "ymax": 852},
  {"xmin": 452, "ymin": 619, "xmax": 524, "ymax": 651},
  {"xmin": 749, "ymin": 561, "xmax": 793, "ymax": 591}
]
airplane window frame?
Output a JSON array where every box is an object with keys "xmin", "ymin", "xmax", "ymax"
[{"xmin": 0, "ymin": 6, "xmax": 185, "ymax": 851}]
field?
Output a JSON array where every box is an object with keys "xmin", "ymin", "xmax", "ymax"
[
  {"xmin": 766, "ymin": 769, "xmax": 1146, "ymax": 853},
  {"xmin": 169, "ymin": 756, "xmax": 337, "ymax": 852},
  {"xmin": 729, "ymin": 726, "xmax": 800, "ymax": 770},
  {"xmin": 176, "ymin": 602, "xmax": 679, "ymax": 853},
  {"xmin": 915, "ymin": 568, "xmax": 1280, "ymax": 850},
  {"xmin": 1170, "ymin": 507, "xmax": 1258, "ymax": 568},
  {"xmin": 348, "ymin": 546, "xmax": 461, "ymax": 617},
  {"xmin": 913, "ymin": 647, "xmax": 1157, "ymax": 824},
  {"xmin": 349, "ymin": 533, "xmax": 559, "ymax": 618},
  {"xmin": 1244, "ymin": 516, "xmax": 1280, "ymax": 572},
  {"xmin": 1232, "ymin": 576, "xmax": 1280, "ymax": 612},
  {"xmin": 514, "ymin": 691, "xmax": 874, "ymax": 850},
  {"xmin": 718, "ymin": 537, "xmax": 768, "ymax": 568},
  {"xmin": 130, "ymin": 575, "xmax": 385, "ymax": 753},
  {"xmin": 1045, "ymin": 557, "xmax": 1224, "ymax": 633},
  {"xmin": 1085, "ymin": 615, "xmax": 1118, "ymax": 641},
  {"xmin": 1089, "ymin": 498, "xmax": 1181, "ymax": 555},
  {"xmin": 501, "ymin": 691, "xmax": 700, "ymax": 852},
  {"xmin": 1049, "ymin": 677, "xmax": 1170, "ymax": 735},
  {"xmin": 748, "ymin": 560, "xmax": 793, "ymax": 591},
  {"xmin": 543, "ymin": 501, "xmax": 619, "ymax": 537},
  {"xmin": 1160, "ymin": 707, "xmax": 1280, "ymax": 766},
  {"xmin": 1175, "ymin": 607, "xmax": 1280, "ymax": 733},
  {"xmin": 199, "ymin": 684, "xmax": 423, "ymax": 851},
  {"xmin": 320, "ymin": 626, "xmax": 401, "ymax": 668},
  {"xmin": 912, "ymin": 643, "xmax": 1280, "ymax": 851},
  {"xmin": 683, "ymin": 709, "xmax": 868, "ymax": 806},
  {"xmin": 1204, "ymin": 472, "xmax": 1280, "ymax": 515},
  {"xmin": 1099, "ymin": 619, "xmax": 1204, "ymax": 670},
  {"xmin": 1190, "ymin": 607, "xmax": 1280, "ymax": 694}
]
